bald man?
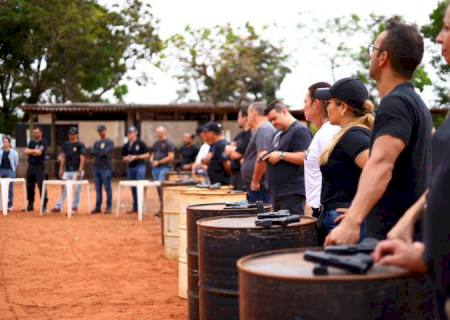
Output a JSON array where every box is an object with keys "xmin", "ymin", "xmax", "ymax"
[{"xmin": 151, "ymin": 126, "xmax": 175, "ymax": 213}]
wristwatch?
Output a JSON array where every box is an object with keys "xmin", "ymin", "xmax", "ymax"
[{"xmin": 279, "ymin": 152, "xmax": 285, "ymax": 160}]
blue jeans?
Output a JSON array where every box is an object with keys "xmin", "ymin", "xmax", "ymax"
[
  {"xmin": 55, "ymin": 171, "xmax": 83, "ymax": 209},
  {"xmin": 93, "ymin": 168, "xmax": 112, "ymax": 210},
  {"xmin": 247, "ymin": 187, "xmax": 271, "ymax": 204},
  {"xmin": 322, "ymin": 209, "xmax": 367, "ymax": 240},
  {"xmin": 0, "ymin": 169, "xmax": 15, "ymax": 208},
  {"xmin": 152, "ymin": 165, "xmax": 170, "ymax": 182},
  {"xmin": 127, "ymin": 164, "xmax": 146, "ymax": 211}
]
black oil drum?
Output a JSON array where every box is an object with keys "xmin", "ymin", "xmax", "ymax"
[
  {"xmin": 197, "ymin": 215, "xmax": 317, "ymax": 320},
  {"xmin": 238, "ymin": 248, "xmax": 438, "ymax": 320},
  {"xmin": 187, "ymin": 203, "xmax": 272, "ymax": 320}
]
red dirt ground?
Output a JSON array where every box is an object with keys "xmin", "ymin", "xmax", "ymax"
[{"xmin": 0, "ymin": 181, "xmax": 187, "ymax": 319}]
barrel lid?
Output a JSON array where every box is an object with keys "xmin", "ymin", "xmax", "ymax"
[
  {"xmin": 197, "ymin": 215, "xmax": 315, "ymax": 229},
  {"xmin": 186, "ymin": 203, "xmax": 271, "ymax": 211},
  {"xmin": 237, "ymin": 248, "xmax": 411, "ymax": 281}
]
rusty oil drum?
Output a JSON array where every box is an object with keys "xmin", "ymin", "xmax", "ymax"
[
  {"xmin": 197, "ymin": 215, "xmax": 317, "ymax": 320},
  {"xmin": 161, "ymin": 181, "xmax": 197, "ymax": 256},
  {"xmin": 178, "ymin": 189, "xmax": 245, "ymax": 299},
  {"xmin": 237, "ymin": 248, "xmax": 437, "ymax": 320},
  {"xmin": 187, "ymin": 203, "xmax": 272, "ymax": 320}
]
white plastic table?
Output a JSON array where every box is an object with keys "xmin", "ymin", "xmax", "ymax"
[
  {"xmin": 40, "ymin": 180, "xmax": 91, "ymax": 218},
  {"xmin": 116, "ymin": 180, "xmax": 161, "ymax": 221},
  {"xmin": 0, "ymin": 178, "xmax": 27, "ymax": 215}
]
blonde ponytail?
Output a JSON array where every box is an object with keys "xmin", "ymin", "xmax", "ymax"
[{"xmin": 320, "ymin": 100, "xmax": 375, "ymax": 166}]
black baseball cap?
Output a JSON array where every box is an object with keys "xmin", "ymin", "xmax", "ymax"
[
  {"xmin": 97, "ymin": 125, "xmax": 106, "ymax": 132},
  {"xmin": 127, "ymin": 126, "xmax": 138, "ymax": 133},
  {"xmin": 203, "ymin": 122, "xmax": 222, "ymax": 134},
  {"xmin": 68, "ymin": 127, "xmax": 78, "ymax": 135},
  {"xmin": 315, "ymin": 78, "xmax": 369, "ymax": 110}
]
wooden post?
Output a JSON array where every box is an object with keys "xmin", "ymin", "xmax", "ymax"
[
  {"xmin": 51, "ymin": 112, "xmax": 57, "ymax": 158},
  {"xmin": 28, "ymin": 112, "xmax": 34, "ymax": 142}
]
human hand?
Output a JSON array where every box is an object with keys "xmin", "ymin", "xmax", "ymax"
[
  {"xmin": 250, "ymin": 181, "xmax": 261, "ymax": 192},
  {"xmin": 267, "ymin": 151, "xmax": 282, "ymax": 165},
  {"xmin": 372, "ymin": 239, "xmax": 427, "ymax": 272},
  {"xmin": 324, "ymin": 215, "xmax": 360, "ymax": 246}
]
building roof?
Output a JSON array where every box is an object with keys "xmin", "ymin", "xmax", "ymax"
[
  {"xmin": 20, "ymin": 102, "xmax": 244, "ymax": 114},
  {"xmin": 20, "ymin": 102, "xmax": 307, "ymax": 117}
]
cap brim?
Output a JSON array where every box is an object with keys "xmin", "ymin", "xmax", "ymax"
[{"xmin": 315, "ymin": 88, "xmax": 333, "ymax": 100}]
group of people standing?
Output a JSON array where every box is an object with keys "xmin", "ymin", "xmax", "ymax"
[{"xmin": 1, "ymin": 12, "xmax": 448, "ymax": 317}]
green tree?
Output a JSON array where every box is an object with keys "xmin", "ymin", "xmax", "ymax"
[
  {"xmin": 422, "ymin": 0, "xmax": 450, "ymax": 108},
  {"xmin": 299, "ymin": 13, "xmax": 432, "ymax": 103},
  {"xmin": 167, "ymin": 23, "xmax": 291, "ymax": 106},
  {"xmin": 0, "ymin": 0, "xmax": 163, "ymax": 133}
]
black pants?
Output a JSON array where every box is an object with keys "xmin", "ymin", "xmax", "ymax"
[
  {"xmin": 26, "ymin": 165, "xmax": 48, "ymax": 208},
  {"xmin": 230, "ymin": 172, "xmax": 244, "ymax": 191},
  {"xmin": 272, "ymin": 194, "xmax": 305, "ymax": 215}
]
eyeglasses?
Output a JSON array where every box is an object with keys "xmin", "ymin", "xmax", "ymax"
[{"xmin": 368, "ymin": 44, "xmax": 383, "ymax": 56}]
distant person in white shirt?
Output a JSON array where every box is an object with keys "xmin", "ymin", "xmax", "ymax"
[
  {"xmin": 192, "ymin": 126, "xmax": 210, "ymax": 178},
  {"xmin": 303, "ymin": 82, "xmax": 340, "ymax": 217}
]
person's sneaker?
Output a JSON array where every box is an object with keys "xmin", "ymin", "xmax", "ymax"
[
  {"xmin": 27, "ymin": 204, "xmax": 34, "ymax": 212},
  {"xmin": 72, "ymin": 208, "xmax": 78, "ymax": 214},
  {"xmin": 7, "ymin": 207, "xmax": 13, "ymax": 212},
  {"xmin": 127, "ymin": 209, "xmax": 137, "ymax": 214},
  {"xmin": 104, "ymin": 209, "xmax": 112, "ymax": 214},
  {"xmin": 91, "ymin": 209, "xmax": 101, "ymax": 214},
  {"xmin": 50, "ymin": 208, "xmax": 61, "ymax": 213}
]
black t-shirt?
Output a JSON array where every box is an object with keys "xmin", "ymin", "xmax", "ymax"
[
  {"xmin": 27, "ymin": 139, "xmax": 47, "ymax": 166},
  {"xmin": 424, "ymin": 117, "xmax": 450, "ymax": 314},
  {"xmin": 320, "ymin": 127, "xmax": 370, "ymax": 210},
  {"xmin": 121, "ymin": 140, "xmax": 148, "ymax": 168},
  {"xmin": 0, "ymin": 151, "xmax": 11, "ymax": 170},
  {"xmin": 62, "ymin": 141, "xmax": 86, "ymax": 171},
  {"xmin": 92, "ymin": 138, "xmax": 114, "ymax": 170},
  {"xmin": 231, "ymin": 130, "xmax": 252, "ymax": 173},
  {"xmin": 367, "ymin": 82, "xmax": 433, "ymax": 238},
  {"xmin": 207, "ymin": 139, "xmax": 230, "ymax": 184},
  {"xmin": 266, "ymin": 121, "xmax": 312, "ymax": 198},
  {"xmin": 179, "ymin": 144, "xmax": 198, "ymax": 166},
  {"xmin": 152, "ymin": 139, "xmax": 175, "ymax": 164}
]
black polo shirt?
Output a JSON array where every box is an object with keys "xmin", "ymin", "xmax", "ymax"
[
  {"xmin": 92, "ymin": 138, "xmax": 114, "ymax": 170},
  {"xmin": 62, "ymin": 141, "xmax": 86, "ymax": 171},
  {"xmin": 320, "ymin": 127, "xmax": 369, "ymax": 210},
  {"xmin": 367, "ymin": 82, "xmax": 433, "ymax": 238},
  {"xmin": 266, "ymin": 121, "xmax": 312, "ymax": 199},
  {"xmin": 27, "ymin": 139, "xmax": 47, "ymax": 167},
  {"xmin": 121, "ymin": 140, "xmax": 148, "ymax": 168},
  {"xmin": 207, "ymin": 139, "xmax": 230, "ymax": 184}
]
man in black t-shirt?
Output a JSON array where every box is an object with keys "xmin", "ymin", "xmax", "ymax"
[
  {"xmin": 151, "ymin": 126, "xmax": 175, "ymax": 213},
  {"xmin": 264, "ymin": 100, "xmax": 312, "ymax": 215},
  {"xmin": 24, "ymin": 127, "xmax": 48, "ymax": 212},
  {"xmin": 201, "ymin": 122, "xmax": 231, "ymax": 185},
  {"xmin": 179, "ymin": 133, "xmax": 198, "ymax": 171},
  {"xmin": 372, "ymin": 11, "xmax": 450, "ymax": 318},
  {"xmin": 90, "ymin": 125, "xmax": 114, "ymax": 214},
  {"xmin": 326, "ymin": 20, "xmax": 433, "ymax": 245},
  {"xmin": 51, "ymin": 127, "xmax": 87, "ymax": 213},
  {"xmin": 225, "ymin": 106, "xmax": 251, "ymax": 191},
  {"xmin": 122, "ymin": 126, "xmax": 150, "ymax": 213}
]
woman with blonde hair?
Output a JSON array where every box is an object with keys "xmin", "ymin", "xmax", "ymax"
[{"xmin": 315, "ymin": 78, "xmax": 374, "ymax": 238}]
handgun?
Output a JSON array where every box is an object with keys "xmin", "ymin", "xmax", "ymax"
[
  {"xmin": 324, "ymin": 237, "xmax": 379, "ymax": 255},
  {"xmin": 257, "ymin": 146, "xmax": 278, "ymax": 163},
  {"xmin": 255, "ymin": 214, "xmax": 300, "ymax": 227},
  {"xmin": 304, "ymin": 251, "xmax": 373, "ymax": 274},
  {"xmin": 257, "ymin": 209, "xmax": 290, "ymax": 219}
]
